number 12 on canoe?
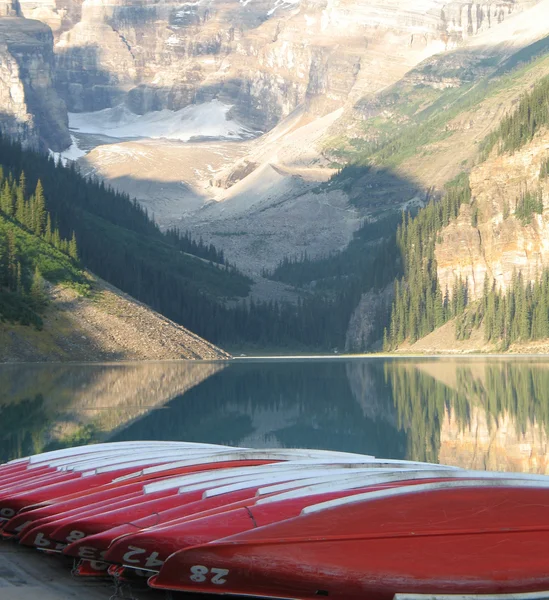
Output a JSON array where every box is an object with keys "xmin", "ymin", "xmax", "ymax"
[{"xmin": 190, "ymin": 565, "xmax": 229, "ymax": 585}]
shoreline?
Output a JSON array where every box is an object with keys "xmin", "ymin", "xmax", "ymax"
[
  {"xmin": 233, "ymin": 353, "xmax": 549, "ymax": 360},
  {"xmin": 1, "ymin": 353, "xmax": 548, "ymax": 366},
  {"xmin": 0, "ymin": 544, "xmax": 162, "ymax": 600}
]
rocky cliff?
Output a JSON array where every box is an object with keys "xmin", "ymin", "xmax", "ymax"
[
  {"xmin": 0, "ymin": 17, "xmax": 70, "ymax": 150},
  {"xmin": 436, "ymin": 130, "xmax": 549, "ymax": 300},
  {"xmin": 62, "ymin": 0, "xmax": 549, "ymax": 279},
  {"xmin": 17, "ymin": 0, "xmax": 539, "ymax": 130}
]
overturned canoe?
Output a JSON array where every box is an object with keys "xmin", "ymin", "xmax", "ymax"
[
  {"xmin": 150, "ymin": 479, "xmax": 549, "ymax": 600},
  {"xmin": 4, "ymin": 442, "xmax": 549, "ymax": 600}
]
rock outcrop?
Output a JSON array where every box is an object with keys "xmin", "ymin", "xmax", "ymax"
[
  {"xmin": 0, "ymin": 0, "xmax": 17, "ymax": 16},
  {"xmin": 345, "ymin": 286, "xmax": 393, "ymax": 352},
  {"xmin": 2, "ymin": 0, "xmax": 548, "ymax": 293},
  {"xmin": 436, "ymin": 130, "xmax": 549, "ymax": 300},
  {"xmin": 0, "ymin": 17, "xmax": 70, "ymax": 150}
]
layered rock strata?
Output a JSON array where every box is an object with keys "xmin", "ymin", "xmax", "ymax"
[
  {"xmin": 12, "ymin": 0, "xmax": 541, "ymax": 132},
  {"xmin": 0, "ymin": 18, "xmax": 69, "ymax": 150},
  {"xmin": 436, "ymin": 130, "xmax": 549, "ymax": 300}
]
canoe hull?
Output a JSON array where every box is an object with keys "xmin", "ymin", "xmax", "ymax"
[
  {"xmin": 150, "ymin": 484, "xmax": 549, "ymax": 600},
  {"xmin": 150, "ymin": 529, "xmax": 549, "ymax": 600}
]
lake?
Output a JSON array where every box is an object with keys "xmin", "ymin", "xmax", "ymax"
[{"xmin": 2, "ymin": 357, "xmax": 549, "ymax": 473}]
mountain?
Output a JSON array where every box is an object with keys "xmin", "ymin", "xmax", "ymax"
[
  {"xmin": 0, "ymin": 180, "xmax": 229, "ymax": 360},
  {"xmin": 2, "ymin": 0, "xmax": 547, "ymax": 273},
  {"xmin": 4, "ymin": 0, "xmax": 549, "ymax": 352},
  {"xmin": 13, "ymin": 0, "xmax": 538, "ymax": 124},
  {"xmin": 1, "ymin": 272, "xmax": 232, "ymax": 361},
  {"xmin": 385, "ymin": 64, "xmax": 549, "ymax": 352}
]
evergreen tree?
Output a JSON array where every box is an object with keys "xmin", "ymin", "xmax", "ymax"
[
  {"xmin": 0, "ymin": 181, "xmax": 12, "ymax": 216},
  {"xmin": 15, "ymin": 186, "xmax": 25, "ymax": 225},
  {"xmin": 0, "ymin": 231, "xmax": 8, "ymax": 287},
  {"xmin": 45, "ymin": 214, "xmax": 52, "ymax": 244},
  {"xmin": 68, "ymin": 232, "xmax": 78, "ymax": 261},
  {"xmin": 33, "ymin": 181, "xmax": 46, "ymax": 236},
  {"xmin": 30, "ymin": 266, "xmax": 46, "ymax": 308},
  {"xmin": 387, "ymin": 174, "xmax": 472, "ymax": 349}
]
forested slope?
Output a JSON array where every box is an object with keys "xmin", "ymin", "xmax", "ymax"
[
  {"xmin": 250, "ymin": 34, "xmax": 549, "ymax": 352},
  {"xmin": 0, "ymin": 138, "xmax": 369, "ymax": 352},
  {"xmin": 0, "ymin": 165, "xmax": 229, "ymax": 360},
  {"xmin": 386, "ymin": 73, "xmax": 549, "ymax": 352},
  {"xmin": 0, "ymin": 169, "xmax": 84, "ymax": 330}
]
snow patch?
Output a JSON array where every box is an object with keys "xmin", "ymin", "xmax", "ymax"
[
  {"xmin": 238, "ymin": 0, "xmax": 299, "ymax": 12},
  {"xmin": 49, "ymin": 135, "xmax": 87, "ymax": 166},
  {"xmin": 68, "ymin": 101, "xmax": 255, "ymax": 142},
  {"xmin": 175, "ymin": 1, "xmax": 201, "ymax": 15},
  {"xmin": 267, "ymin": 0, "xmax": 300, "ymax": 16}
]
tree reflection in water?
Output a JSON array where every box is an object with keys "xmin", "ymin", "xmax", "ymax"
[
  {"xmin": 3, "ymin": 359, "xmax": 549, "ymax": 474},
  {"xmin": 386, "ymin": 359, "xmax": 549, "ymax": 472}
]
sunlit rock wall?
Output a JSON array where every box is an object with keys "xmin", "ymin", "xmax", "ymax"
[
  {"xmin": 436, "ymin": 132, "xmax": 549, "ymax": 300},
  {"xmin": 0, "ymin": 18, "xmax": 70, "ymax": 150},
  {"xmin": 11, "ymin": 0, "xmax": 540, "ymax": 133}
]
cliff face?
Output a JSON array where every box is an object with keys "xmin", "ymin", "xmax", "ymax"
[
  {"xmin": 0, "ymin": 0, "xmax": 17, "ymax": 16},
  {"xmin": 436, "ymin": 131, "xmax": 549, "ymax": 300},
  {"xmin": 0, "ymin": 18, "xmax": 70, "ymax": 150},
  {"xmin": 13, "ymin": 0, "xmax": 539, "ymax": 131}
]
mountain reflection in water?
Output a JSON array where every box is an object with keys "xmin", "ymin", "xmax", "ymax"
[{"xmin": 2, "ymin": 358, "xmax": 549, "ymax": 474}]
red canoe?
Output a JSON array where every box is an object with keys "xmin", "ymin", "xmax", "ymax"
[
  {"xmin": 149, "ymin": 479, "xmax": 549, "ymax": 600},
  {"xmin": 60, "ymin": 468, "xmax": 393, "ymax": 564},
  {"xmin": 106, "ymin": 467, "xmax": 513, "ymax": 575},
  {"xmin": 1, "ymin": 460, "xmax": 296, "ymax": 537},
  {"xmin": 2, "ymin": 450, "xmax": 379, "ymax": 540},
  {"xmin": 66, "ymin": 469, "xmax": 458, "ymax": 568},
  {"xmin": 102, "ymin": 481, "xmax": 426, "ymax": 572},
  {"xmin": 0, "ymin": 449, "xmax": 312, "ymax": 518},
  {"xmin": 41, "ymin": 465, "xmax": 382, "ymax": 551}
]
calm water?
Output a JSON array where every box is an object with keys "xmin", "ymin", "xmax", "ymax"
[{"xmin": 2, "ymin": 357, "xmax": 549, "ymax": 473}]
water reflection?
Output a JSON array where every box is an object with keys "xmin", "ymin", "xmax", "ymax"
[
  {"xmin": 0, "ymin": 362, "xmax": 224, "ymax": 462},
  {"xmin": 113, "ymin": 361, "xmax": 407, "ymax": 460},
  {"xmin": 3, "ymin": 358, "xmax": 549, "ymax": 474},
  {"xmin": 387, "ymin": 359, "xmax": 549, "ymax": 473}
]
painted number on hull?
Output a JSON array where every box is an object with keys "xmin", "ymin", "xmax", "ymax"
[
  {"xmin": 122, "ymin": 547, "xmax": 164, "ymax": 569},
  {"xmin": 190, "ymin": 565, "xmax": 229, "ymax": 585},
  {"xmin": 33, "ymin": 532, "xmax": 67, "ymax": 551},
  {"xmin": 66, "ymin": 530, "xmax": 86, "ymax": 543},
  {"xmin": 78, "ymin": 547, "xmax": 106, "ymax": 561},
  {"xmin": 33, "ymin": 530, "xmax": 84, "ymax": 550}
]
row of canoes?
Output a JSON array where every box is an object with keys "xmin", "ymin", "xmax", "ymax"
[{"xmin": 2, "ymin": 440, "xmax": 549, "ymax": 599}]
